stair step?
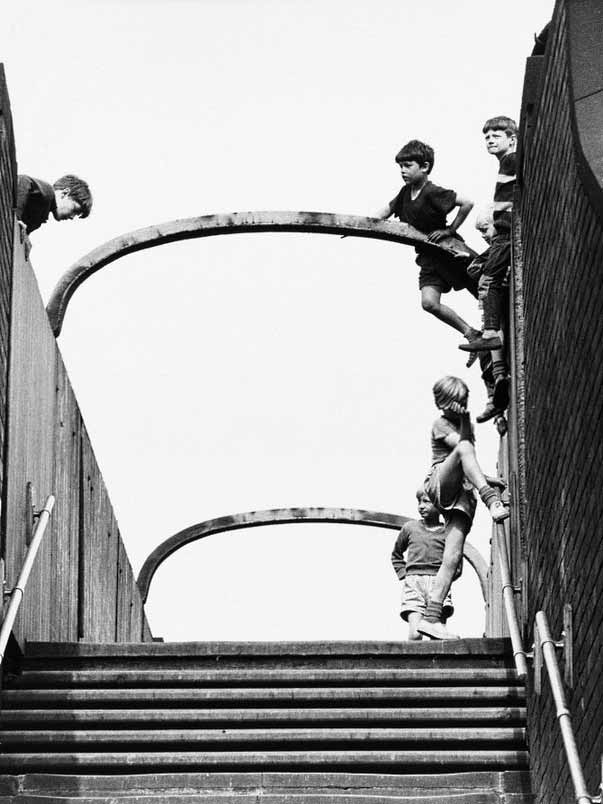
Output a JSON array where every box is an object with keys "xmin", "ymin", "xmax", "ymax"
[
  {"xmin": 0, "ymin": 726, "xmax": 526, "ymax": 748},
  {"xmin": 1, "ymin": 685, "xmax": 526, "ymax": 707},
  {"xmin": 0, "ymin": 769, "xmax": 535, "ymax": 796},
  {"xmin": 0, "ymin": 792, "xmax": 535, "ymax": 802},
  {"xmin": 20, "ymin": 640, "xmax": 515, "ymax": 673},
  {"xmin": 0, "ymin": 749, "xmax": 530, "ymax": 772},
  {"xmin": 11, "ymin": 668, "xmax": 521, "ymax": 689},
  {"xmin": 0, "ymin": 706, "xmax": 527, "ymax": 726}
]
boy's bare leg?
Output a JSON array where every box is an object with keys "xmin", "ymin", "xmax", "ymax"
[
  {"xmin": 421, "ymin": 287, "xmax": 476, "ymax": 336},
  {"xmin": 428, "ymin": 512, "xmax": 468, "ymax": 606},
  {"xmin": 416, "ymin": 511, "xmax": 467, "ymax": 640},
  {"xmin": 407, "ymin": 612, "xmax": 424, "ymax": 641}
]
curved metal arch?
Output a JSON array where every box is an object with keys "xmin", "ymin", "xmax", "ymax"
[
  {"xmin": 46, "ymin": 211, "xmax": 474, "ymax": 336},
  {"xmin": 137, "ymin": 506, "xmax": 489, "ymax": 605}
]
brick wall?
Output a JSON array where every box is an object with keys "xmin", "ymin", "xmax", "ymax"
[{"xmin": 516, "ymin": 1, "xmax": 603, "ymax": 801}]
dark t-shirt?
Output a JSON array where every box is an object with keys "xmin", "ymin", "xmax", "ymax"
[
  {"xmin": 493, "ymin": 152, "xmax": 516, "ymax": 236},
  {"xmin": 16, "ymin": 175, "xmax": 56, "ymax": 234},
  {"xmin": 391, "ymin": 519, "xmax": 462, "ymax": 579},
  {"xmin": 392, "ymin": 181, "xmax": 457, "ymax": 236}
]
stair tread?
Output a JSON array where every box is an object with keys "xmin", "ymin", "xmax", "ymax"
[
  {"xmin": 23, "ymin": 639, "xmax": 513, "ymax": 658},
  {"xmin": 2, "ymin": 686, "xmax": 526, "ymax": 704},
  {"xmin": 0, "ymin": 726, "xmax": 527, "ymax": 743},
  {"xmin": 0, "ymin": 707, "xmax": 527, "ymax": 724},
  {"xmin": 0, "ymin": 749, "xmax": 531, "ymax": 767},
  {"xmin": 12, "ymin": 668, "xmax": 522, "ymax": 687}
]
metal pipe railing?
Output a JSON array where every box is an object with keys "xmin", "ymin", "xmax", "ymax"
[
  {"xmin": 536, "ymin": 611, "xmax": 593, "ymax": 804},
  {"xmin": 495, "ymin": 521, "xmax": 528, "ymax": 678},
  {"xmin": 0, "ymin": 495, "xmax": 55, "ymax": 666}
]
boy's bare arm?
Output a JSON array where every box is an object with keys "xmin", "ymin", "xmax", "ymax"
[
  {"xmin": 373, "ymin": 198, "xmax": 396, "ymax": 220},
  {"xmin": 427, "ymin": 193, "xmax": 474, "ymax": 242}
]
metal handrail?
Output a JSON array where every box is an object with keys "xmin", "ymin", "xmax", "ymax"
[
  {"xmin": 535, "ymin": 611, "xmax": 595, "ymax": 804},
  {"xmin": 495, "ymin": 521, "xmax": 528, "ymax": 678},
  {"xmin": 0, "ymin": 495, "xmax": 55, "ymax": 666}
]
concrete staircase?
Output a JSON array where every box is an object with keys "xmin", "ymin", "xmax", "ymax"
[{"xmin": 0, "ymin": 639, "xmax": 533, "ymax": 802}]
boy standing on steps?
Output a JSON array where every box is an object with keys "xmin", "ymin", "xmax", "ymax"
[
  {"xmin": 391, "ymin": 489, "xmax": 460, "ymax": 640},
  {"xmin": 459, "ymin": 117, "xmax": 518, "ymax": 412},
  {"xmin": 374, "ymin": 139, "xmax": 482, "ymax": 346},
  {"xmin": 417, "ymin": 376, "xmax": 508, "ymax": 640}
]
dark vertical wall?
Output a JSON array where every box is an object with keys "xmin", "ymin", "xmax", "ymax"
[
  {"xmin": 517, "ymin": 1, "xmax": 603, "ymax": 801},
  {"xmin": 0, "ymin": 66, "xmax": 17, "ymax": 512}
]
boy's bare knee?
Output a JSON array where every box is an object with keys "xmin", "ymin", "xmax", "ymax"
[
  {"xmin": 455, "ymin": 440, "xmax": 474, "ymax": 457},
  {"xmin": 422, "ymin": 297, "xmax": 439, "ymax": 314}
]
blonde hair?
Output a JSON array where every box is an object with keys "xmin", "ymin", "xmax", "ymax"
[{"xmin": 432, "ymin": 375, "xmax": 468, "ymax": 414}]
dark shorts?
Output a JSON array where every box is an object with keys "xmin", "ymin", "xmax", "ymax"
[
  {"xmin": 482, "ymin": 236, "xmax": 511, "ymax": 282},
  {"xmin": 416, "ymin": 250, "xmax": 478, "ymax": 297}
]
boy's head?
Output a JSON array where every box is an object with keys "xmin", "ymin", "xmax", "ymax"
[
  {"xmin": 416, "ymin": 488, "xmax": 439, "ymax": 523},
  {"xmin": 475, "ymin": 205, "xmax": 495, "ymax": 243},
  {"xmin": 395, "ymin": 140, "xmax": 434, "ymax": 183},
  {"xmin": 432, "ymin": 375, "xmax": 468, "ymax": 415},
  {"xmin": 482, "ymin": 116, "xmax": 517, "ymax": 159},
  {"xmin": 52, "ymin": 175, "xmax": 93, "ymax": 221}
]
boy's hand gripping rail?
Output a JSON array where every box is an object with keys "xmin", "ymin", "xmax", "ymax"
[
  {"xmin": 0, "ymin": 495, "xmax": 55, "ymax": 667},
  {"xmin": 535, "ymin": 611, "xmax": 595, "ymax": 804},
  {"xmin": 495, "ymin": 522, "xmax": 528, "ymax": 678}
]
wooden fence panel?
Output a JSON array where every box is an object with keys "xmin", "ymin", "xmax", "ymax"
[
  {"xmin": 80, "ymin": 426, "xmax": 120, "ymax": 641},
  {"xmin": 49, "ymin": 355, "xmax": 81, "ymax": 641},
  {"xmin": 4, "ymin": 235, "xmax": 56, "ymax": 644}
]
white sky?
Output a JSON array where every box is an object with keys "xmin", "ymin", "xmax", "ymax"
[{"xmin": 3, "ymin": 0, "xmax": 552, "ymax": 641}]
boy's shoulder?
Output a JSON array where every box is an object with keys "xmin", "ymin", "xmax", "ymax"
[
  {"xmin": 432, "ymin": 414, "xmax": 457, "ymax": 435},
  {"xmin": 498, "ymin": 151, "xmax": 517, "ymax": 175}
]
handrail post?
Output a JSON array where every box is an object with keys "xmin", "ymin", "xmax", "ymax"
[
  {"xmin": 536, "ymin": 611, "xmax": 592, "ymax": 804},
  {"xmin": 495, "ymin": 522, "xmax": 528, "ymax": 678},
  {"xmin": 0, "ymin": 495, "xmax": 55, "ymax": 667}
]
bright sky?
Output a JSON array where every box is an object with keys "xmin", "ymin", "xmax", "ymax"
[{"xmin": 3, "ymin": 0, "xmax": 552, "ymax": 641}]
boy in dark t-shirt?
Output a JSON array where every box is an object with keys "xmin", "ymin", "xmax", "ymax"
[
  {"xmin": 391, "ymin": 489, "xmax": 461, "ymax": 640},
  {"xmin": 374, "ymin": 140, "xmax": 481, "ymax": 346}
]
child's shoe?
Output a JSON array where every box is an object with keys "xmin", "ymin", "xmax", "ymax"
[
  {"xmin": 476, "ymin": 401, "xmax": 503, "ymax": 423},
  {"xmin": 416, "ymin": 619, "xmax": 460, "ymax": 640},
  {"xmin": 488, "ymin": 499, "xmax": 509, "ymax": 523},
  {"xmin": 459, "ymin": 335, "xmax": 503, "ymax": 352}
]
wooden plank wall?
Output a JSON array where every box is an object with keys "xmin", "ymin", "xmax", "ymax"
[
  {"xmin": 3, "ymin": 234, "xmax": 152, "ymax": 646},
  {"xmin": 0, "ymin": 64, "xmax": 17, "ymax": 520}
]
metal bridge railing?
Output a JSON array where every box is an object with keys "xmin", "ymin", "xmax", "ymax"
[
  {"xmin": 495, "ymin": 522, "xmax": 600, "ymax": 803},
  {"xmin": 0, "ymin": 494, "xmax": 55, "ymax": 667}
]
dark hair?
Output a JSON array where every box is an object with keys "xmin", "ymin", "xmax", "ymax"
[
  {"xmin": 53, "ymin": 175, "xmax": 93, "ymax": 218},
  {"xmin": 395, "ymin": 140, "xmax": 435, "ymax": 174},
  {"xmin": 482, "ymin": 116, "xmax": 518, "ymax": 137}
]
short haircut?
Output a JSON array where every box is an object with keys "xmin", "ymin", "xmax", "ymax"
[
  {"xmin": 53, "ymin": 175, "xmax": 93, "ymax": 218},
  {"xmin": 432, "ymin": 375, "xmax": 469, "ymax": 412},
  {"xmin": 475, "ymin": 204, "xmax": 495, "ymax": 230},
  {"xmin": 395, "ymin": 140, "xmax": 435, "ymax": 174},
  {"xmin": 482, "ymin": 116, "xmax": 518, "ymax": 137}
]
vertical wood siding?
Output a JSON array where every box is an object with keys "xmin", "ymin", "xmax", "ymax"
[{"xmin": 3, "ymin": 241, "xmax": 152, "ymax": 647}]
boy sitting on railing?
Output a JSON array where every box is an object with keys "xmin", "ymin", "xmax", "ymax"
[
  {"xmin": 391, "ymin": 488, "xmax": 461, "ymax": 640},
  {"xmin": 373, "ymin": 139, "xmax": 482, "ymax": 346},
  {"xmin": 417, "ymin": 375, "xmax": 508, "ymax": 640}
]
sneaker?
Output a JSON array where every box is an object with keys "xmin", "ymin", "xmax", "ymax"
[
  {"xmin": 459, "ymin": 335, "xmax": 503, "ymax": 352},
  {"xmin": 493, "ymin": 375, "xmax": 510, "ymax": 410},
  {"xmin": 416, "ymin": 619, "xmax": 461, "ymax": 640},
  {"xmin": 488, "ymin": 499, "xmax": 509, "ymax": 523}
]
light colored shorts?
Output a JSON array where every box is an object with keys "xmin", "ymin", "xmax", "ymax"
[
  {"xmin": 400, "ymin": 574, "xmax": 453, "ymax": 622},
  {"xmin": 424, "ymin": 463, "xmax": 477, "ymax": 524}
]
